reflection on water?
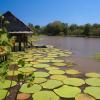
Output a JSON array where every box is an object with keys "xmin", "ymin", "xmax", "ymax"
[{"xmin": 36, "ymin": 36, "xmax": 100, "ymax": 57}]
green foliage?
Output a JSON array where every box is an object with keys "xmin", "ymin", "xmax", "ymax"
[
  {"xmin": 18, "ymin": 59, "xmax": 25, "ymax": 67},
  {"xmin": 28, "ymin": 21, "xmax": 100, "ymax": 37},
  {"xmin": 0, "ymin": 62, "xmax": 8, "ymax": 78}
]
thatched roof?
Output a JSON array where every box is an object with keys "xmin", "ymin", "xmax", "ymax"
[{"xmin": 0, "ymin": 11, "xmax": 33, "ymax": 34}]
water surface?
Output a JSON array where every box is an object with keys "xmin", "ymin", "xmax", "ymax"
[{"xmin": 37, "ymin": 36, "xmax": 100, "ymax": 57}]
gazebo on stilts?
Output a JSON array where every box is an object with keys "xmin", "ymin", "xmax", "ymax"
[{"xmin": 1, "ymin": 11, "xmax": 33, "ymax": 51}]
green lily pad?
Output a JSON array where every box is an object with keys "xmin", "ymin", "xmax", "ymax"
[
  {"xmin": 20, "ymin": 83, "xmax": 41, "ymax": 93},
  {"xmin": 18, "ymin": 67, "xmax": 36, "ymax": 73},
  {"xmin": 84, "ymin": 86, "xmax": 100, "ymax": 99},
  {"xmin": 33, "ymin": 78, "xmax": 47, "ymax": 84},
  {"xmin": 0, "ymin": 90, "xmax": 9, "ymax": 100},
  {"xmin": 7, "ymin": 71, "xmax": 20, "ymax": 76},
  {"xmin": 34, "ymin": 72, "xmax": 49, "ymax": 78},
  {"xmin": 24, "ymin": 63, "xmax": 33, "ymax": 67},
  {"xmin": 85, "ymin": 72, "xmax": 100, "ymax": 78},
  {"xmin": 75, "ymin": 93, "xmax": 95, "ymax": 100},
  {"xmin": 50, "ymin": 75, "xmax": 67, "ymax": 81},
  {"xmin": 37, "ymin": 60, "xmax": 50, "ymax": 63},
  {"xmin": 85, "ymin": 78, "xmax": 100, "ymax": 86},
  {"xmin": 32, "ymin": 91, "xmax": 59, "ymax": 100},
  {"xmin": 49, "ymin": 70, "xmax": 65, "ymax": 75},
  {"xmin": 45, "ymin": 67, "xmax": 59, "ymax": 71},
  {"xmin": 43, "ymin": 57, "xmax": 55, "ymax": 60},
  {"xmin": 51, "ymin": 59, "xmax": 64, "ymax": 62},
  {"xmin": 41, "ymin": 79, "xmax": 63, "ymax": 89},
  {"xmin": 33, "ymin": 64, "xmax": 50, "ymax": 68},
  {"xmin": 63, "ymin": 78, "xmax": 85, "ymax": 86},
  {"xmin": 0, "ymin": 80, "xmax": 17, "ymax": 89},
  {"xmin": 53, "ymin": 62, "xmax": 66, "ymax": 66},
  {"xmin": 66, "ymin": 69, "xmax": 80, "ymax": 75},
  {"xmin": 54, "ymin": 85, "xmax": 81, "ymax": 98}
]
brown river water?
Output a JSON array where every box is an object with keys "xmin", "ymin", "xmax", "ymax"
[{"xmin": 36, "ymin": 36, "xmax": 100, "ymax": 73}]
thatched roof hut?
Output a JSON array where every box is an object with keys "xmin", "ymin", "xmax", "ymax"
[
  {"xmin": 1, "ymin": 11, "xmax": 33, "ymax": 34},
  {"xmin": 0, "ymin": 11, "xmax": 33, "ymax": 51}
]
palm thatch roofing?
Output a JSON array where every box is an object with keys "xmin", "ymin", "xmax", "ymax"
[{"xmin": 0, "ymin": 11, "xmax": 33, "ymax": 34}]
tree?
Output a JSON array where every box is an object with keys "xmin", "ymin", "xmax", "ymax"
[{"xmin": 82, "ymin": 24, "xmax": 91, "ymax": 37}]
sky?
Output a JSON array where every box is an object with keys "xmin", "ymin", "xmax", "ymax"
[{"xmin": 0, "ymin": 0, "xmax": 100, "ymax": 26}]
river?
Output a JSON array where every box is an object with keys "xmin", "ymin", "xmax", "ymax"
[{"xmin": 36, "ymin": 36, "xmax": 100, "ymax": 73}]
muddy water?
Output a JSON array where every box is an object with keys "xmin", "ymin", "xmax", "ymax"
[{"xmin": 36, "ymin": 36, "xmax": 100, "ymax": 73}]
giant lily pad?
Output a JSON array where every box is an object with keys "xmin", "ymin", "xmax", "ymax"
[
  {"xmin": 32, "ymin": 91, "xmax": 59, "ymax": 100},
  {"xmin": 85, "ymin": 72, "xmax": 100, "ymax": 78},
  {"xmin": 37, "ymin": 60, "xmax": 50, "ymax": 63},
  {"xmin": 0, "ymin": 90, "xmax": 9, "ymax": 100},
  {"xmin": 7, "ymin": 71, "xmax": 20, "ymax": 76},
  {"xmin": 34, "ymin": 72, "xmax": 49, "ymax": 78},
  {"xmin": 43, "ymin": 57, "xmax": 55, "ymax": 60},
  {"xmin": 84, "ymin": 86, "xmax": 100, "ymax": 99},
  {"xmin": 85, "ymin": 78, "xmax": 100, "ymax": 86},
  {"xmin": 54, "ymin": 85, "xmax": 81, "ymax": 98},
  {"xmin": 49, "ymin": 70, "xmax": 65, "ymax": 75},
  {"xmin": 33, "ymin": 78, "xmax": 47, "ymax": 84},
  {"xmin": 53, "ymin": 62, "xmax": 66, "ymax": 66},
  {"xmin": 41, "ymin": 79, "xmax": 63, "ymax": 89},
  {"xmin": 50, "ymin": 75, "xmax": 67, "ymax": 81},
  {"xmin": 63, "ymin": 78, "xmax": 85, "ymax": 86},
  {"xmin": 17, "ymin": 93, "xmax": 31, "ymax": 100},
  {"xmin": 18, "ymin": 67, "xmax": 36, "ymax": 73},
  {"xmin": 51, "ymin": 59, "xmax": 64, "ymax": 63},
  {"xmin": 20, "ymin": 83, "xmax": 41, "ymax": 93},
  {"xmin": 75, "ymin": 93, "xmax": 95, "ymax": 100},
  {"xmin": 0, "ymin": 80, "xmax": 17, "ymax": 89},
  {"xmin": 66, "ymin": 69, "xmax": 80, "ymax": 75},
  {"xmin": 33, "ymin": 64, "xmax": 50, "ymax": 68},
  {"xmin": 45, "ymin": 66, "xmax": 59, "ymax": 71}
]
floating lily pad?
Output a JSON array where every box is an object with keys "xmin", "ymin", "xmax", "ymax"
[
  {"xmin": 17, "ymin": 93, "xmax": 31, "ymax": 100},
  {"xmin": 47, "ymin": 55, "xmax": 58, "ymax": 58},
  {"xmin": 37, "ymin": 60, "xmax": 50, "ymax": 63},
  {"xmin": 66, "ymin": 69, "xmax": 80, "ymax": 75},
  {"xmin": 85, "ymin": 72, "xmax": 100, "ymax": 78},
  {"xmin": 20, "ymin": 83, "xmax": 41, "ymax": 93},
  {"xmin": 54, "ymin": 85, "xmax": 81, "ymax": 98},
  {"xmin": 0, "ymin": 90, "xmax": 9, "ymax": 100},
  {"xmin": 75, "ymin": 93, "xmax": 95, "ymax": 100},
  {"xmin": 34, "ymin": 72, "xmax": 49, "ymax": 78},
  {"xmin": 30, "ymin": 62, "xmax": 39, "ymax": 64},
  {"xmin": 53, "ymin": 62, "xmax": 66, "ymax": 66},
  {"xmin": 24, "ymin": 63, "xmax": 33, "ymax": 67},
  {"xmin": 85, "ymin": 78, "xmax": 100, "ymax": 86},
  {"xmin": 51, "ymin": 59, "xmax": 64, "ymax": 63},
  {"xmin": 43, "ymin": 57, "xmax": 55, "ymax": 60},
  {"xmin": 63, "ymin": 78, "xmax": 85, "ymax": 86},
  {"xmin": 33, "ymin": 64, "xmax": 50, "ymax": 68},
  {"xmin": 45, "ymin": 67, "xmax": 59, "ymax": 71},
  {"xmin": 7, "ymin": 71, "xmax": 20, "ymax": 76},
  {"xmin": 33, "ymin": 78, "xmax": 47, "ymax": 84},
  {"xmin": 0, "ymin": 80, "xmax": 17, "ymax": 89},
  {"xmin": 49, "ymin": 70, "xmax": 65, "ymax": 75},
  {"xmin": 50, "ymin": 75, "xmax": 67, "ymax": 81},
  {"xmin": 41, "ymin": 79, "xmax": 63, "ymax": 89},
  {"xmin": 84, "ymin": 86, "xmax": 100, "ymax": 99},
  {"xmin": 32, "ymin": 91, "xmax": 59, "ymax": 100},
  {"xmin": 18, "ymin": 67, "xmax": 36, "ymax": 73}
]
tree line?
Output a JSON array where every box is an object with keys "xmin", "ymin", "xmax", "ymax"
[{"xmin": 28, "ymin": 21, "xmax": 100, "ymax": 37}]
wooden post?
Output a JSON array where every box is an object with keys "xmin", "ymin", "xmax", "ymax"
[{"xmin": 18, "ymin": 35, "xmax": 21, "ymax": 51}]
